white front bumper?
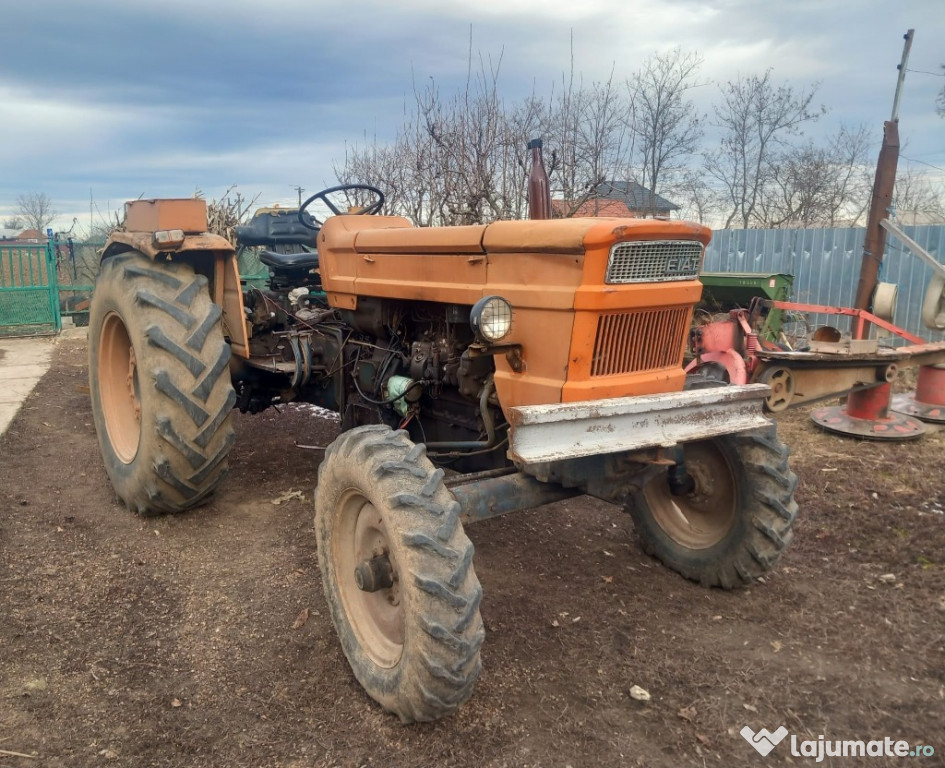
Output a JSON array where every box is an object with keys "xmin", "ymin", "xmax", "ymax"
[{"xmin": 507, "ymin": 384, "xmax": 771, "ymax": 464}]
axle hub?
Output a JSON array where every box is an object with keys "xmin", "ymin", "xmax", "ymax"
[{"xmin": 355, "ymin": 553, "xmax": 394, "ymax": 592}]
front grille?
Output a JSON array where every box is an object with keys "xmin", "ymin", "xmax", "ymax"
[
  {"xmin": 605, "ymin": 240, "xmax": 703, "ymax": 283},
  {"xmin": 590, "ymin": 306, "xmax": 690, "ymax": 377}
]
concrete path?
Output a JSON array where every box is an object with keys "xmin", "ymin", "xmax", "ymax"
[{"xmin": 0, "ymin": 332, "xmax": 84, "ymax": 437}]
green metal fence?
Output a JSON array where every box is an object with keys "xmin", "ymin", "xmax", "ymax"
[
  {"xmin": 56, "ymin": 240, "xmax": 104, "ymax": 328},
  {"xmin": 0, "ymin": 242, "xmax": 61, "ymax": 337},
  {"xmin": 0, "ymin": 237, "xmax": 271, "ymax": 337},
  {"xmin": 237, "ymin": 246, "xmax": 271, "ymax": 289}
]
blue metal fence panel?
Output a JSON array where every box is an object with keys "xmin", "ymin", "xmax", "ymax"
[{"xmin": 704, "ymin": 225, "xmax": 945, "ymax": 343}]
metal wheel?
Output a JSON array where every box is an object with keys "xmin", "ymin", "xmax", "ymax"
[
  {"xmin": 921, "ymin": 273, "xmax": 945, "ymax": 330},
  {"xmin": 627, "ymin": 426, "xmax": 798, "ymax": 588},
  {"xmin": 335, "ymin": 491, "xmax": 405, "ymax": 668},
  {"xmin": 97, "ymin": 312, "xmax": 141, "ymax": 463},
  {"xmin": 316, "ymin": 425, "xmax": 484, "ymax": 722},
  {"xmin": 643, "ymin": 442, "xmax": 736, "ymax": 549},
  {"xmin": 760, "ymin": 366, "xmax": 795, "ymax": 412}
]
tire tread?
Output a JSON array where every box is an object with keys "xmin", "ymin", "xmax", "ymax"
[
  {"xmin": 316, "ymin": 425, "xmax": 483, "ymax": 722},
  {"xmin": 89, "ymin": 252, "xmax": 235, "ymax": 515},
  {"xmin": 629, "ymin": 424, "xmax": 799, "ymax": 589}
]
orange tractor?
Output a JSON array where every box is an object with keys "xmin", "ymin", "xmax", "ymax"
[{"xmin": 89, "ymin": 187, "xmax": 797, "ymax": 722}]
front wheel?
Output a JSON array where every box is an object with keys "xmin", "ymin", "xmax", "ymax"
[
  {"xmin": 315, "ymin": 425, "xmax": 484, "ymax": 722},
  {"xmin": 627, "ymin": 426, "xmax": 798, "ymax": 588}
]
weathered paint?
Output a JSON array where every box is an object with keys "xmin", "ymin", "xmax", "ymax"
[
  {"xmin": 452, "ymin": 473, "xmax": 581, "ymax": 525},
  {"xmin": 101, "ymin": 230, "xmax": 249, "ymax": 358},
  {"xmin": 319, "ymin": 215, "xmax": 712, "ymax": 412},
  {"xmin": 507, "ymin": 383, "xmax": 771, "ymax": 465}
]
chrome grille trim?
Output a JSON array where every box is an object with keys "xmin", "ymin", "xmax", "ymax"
[{"xmin": 605, "ymin": 240, "xmax": 703, "ymax": 284}]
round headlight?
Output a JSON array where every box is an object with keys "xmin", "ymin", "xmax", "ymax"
[{"xmin": 470, "ymin": 296, "xmax": 513, "ymax": 342}]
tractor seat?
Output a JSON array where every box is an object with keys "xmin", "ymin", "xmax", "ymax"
[
  {"xmin": 236, "ymin": 209, "xmax": 319, "ymax": 248},
  {"xmin": 258, "ymin": 249, "xmax": 320, "ymax": 270}
]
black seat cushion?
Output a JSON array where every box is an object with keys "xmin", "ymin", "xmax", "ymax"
[
  {"xmin": 258, "ymin": 249, "xmax": 319, "ymax": 270},
  {"xmin": 236, "ymin": 210, "xmax": 319, "ymax": 247}
]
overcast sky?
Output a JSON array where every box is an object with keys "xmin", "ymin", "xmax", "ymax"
[{"xmin": 1, "ymin": 0, "xmax": 942, "ymax": 235}]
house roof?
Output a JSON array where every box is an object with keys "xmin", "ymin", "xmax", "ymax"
[
  {"xmin": 552, "ymin": 181, "xmax": 679, "ymax": 219},
  {"xmin": 551, "ymin": 199, "xmax": 634, "ymax": 218},
  {"xmin": 594, "ymin": 181, "xmax": 679, "ymax": 213},
  {"xmin": 0, "ymin": 229, "xmax": 47, "ymax": 244}
]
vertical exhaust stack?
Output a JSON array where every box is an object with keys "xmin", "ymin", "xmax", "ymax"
[{"xmin": 527, "ymin": 138, "xmax": 552, "ymax": 220}]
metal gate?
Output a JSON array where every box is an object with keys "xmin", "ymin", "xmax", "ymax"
[{"xmin": 0, "ymin": 242, "xmax": 61, "ymax": 337}]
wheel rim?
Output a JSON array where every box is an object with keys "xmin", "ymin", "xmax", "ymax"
[
  {"xmin": 98, "ymin": 312, "xmax": 141, "ymax": 464},
  {"xmin": 763, "ymin": 367, "xmax": 795, "ymax": 412},
  {"xmin": 644, "ymin": 442, "xmax": 736, "ymax": 549},
  {"xmin": 335, "ymin": 489, "xmax": 404, "ymax": 668}
]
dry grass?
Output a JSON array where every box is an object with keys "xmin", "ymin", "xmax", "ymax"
[{"xmin": 201, "ymin": 186, "xmax": 260, "ymax": 245}]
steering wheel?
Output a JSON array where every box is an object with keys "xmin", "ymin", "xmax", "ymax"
[{"xmin": 298, "ymin": 184, "xmax": 385, "ymax": 230}]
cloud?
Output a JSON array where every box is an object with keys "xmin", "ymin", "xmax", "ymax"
[{"xmin": 1, "ymin": 0, "xmax": 942, "ymax": 233}]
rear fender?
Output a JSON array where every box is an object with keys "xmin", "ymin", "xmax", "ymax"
[{"xmin": 101, "ymin": 231, "xmax": 249, "ymax": 359}]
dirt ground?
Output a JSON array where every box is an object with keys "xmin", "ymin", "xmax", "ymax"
[{"xmin": 1, "ymin": 339, "xmax": 943, "ymax": 768}]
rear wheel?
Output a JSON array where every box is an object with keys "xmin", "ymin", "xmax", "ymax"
[
  {"xmin": 315, "ymin": 425, "xmax": 484, "ymax": 722},
  {"xmin": 627, "ymin": 426, "xmax": 798, "ymax": 588},
  {"xmin": 88, "ymin": 251, "xmax": 236, "ymax": 514}
]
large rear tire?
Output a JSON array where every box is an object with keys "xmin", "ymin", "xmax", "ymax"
[
  {"xmin": 315, "ymin": 425, "xmax": 484, "ymax": 722},
  {"xmin": 627, "ymin": 426, "xmax": 798, "ymax": 588},
  {"xmin": 88, "ymin": 251, "xmax": 236, "ymax": 515}
]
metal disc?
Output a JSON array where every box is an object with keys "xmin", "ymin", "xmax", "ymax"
[
  {"xmin": 890, "ymin": 393, "xmax": 945, "ymax": 424},
  {"xmin": 810, "ymin": 404, "xmax": 926, "ymax": 440}
]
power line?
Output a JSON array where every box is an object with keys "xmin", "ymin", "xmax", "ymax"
[
  {"xmin": 906, "ymin": 68, "xmax": 945, "ymax": 77},
  {"xmin": 901, "ymin": 154, "xmax": 945, "ymax": 174}
]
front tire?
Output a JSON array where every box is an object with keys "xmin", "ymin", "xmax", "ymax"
[
  {"xmin": 88, "ymin": 251, "xmax": 236, "ymax": 515},
  {"xmin": 627, "ymin": 426, "xmax": 798, "ymax": 588},
  {"xmin": 315, "ymin": 425, "xmax": 484, "ymax": 722}
]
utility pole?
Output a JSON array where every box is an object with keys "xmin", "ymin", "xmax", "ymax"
[
  {"xmin": 853, "ymin": 29, "xmax": 914, "ymax": 338},
  {"xmin": 291, "ymin": 186, "xmax": 305, "ymax": 207}
]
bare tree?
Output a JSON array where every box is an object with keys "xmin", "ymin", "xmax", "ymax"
[
  {"xmin": 539, "ymin": 40, "xmax": 636, "ymax": 216},
  {"xmin": 338, "ymin": 41, "xmax": 534, "ymax": 226},
  {"xmin": 672, "ymin": 169, "xmax": 724, "ymax": 225},
  {"xmin": 337, "ymin": 136, "xmax": 427, "ymax": 224},
  {"xmin": 16, "ymin": 192, "xmax": 58, "ymax": 234},
  {"xmin": 201, "ymin": 185, "xmax": 261, "ymax": 244},
  {"xmin": 576, "ymin": 75, "xmax": 634, "ymax": 196},
  {"xmin": 630, "ymin": 48, "xmax": 704, "ymax": 210},
  {"xmin": 541, "ymin": 53, "xmax": 585, "ymax": 209},
  {"xmin": 415, "ymin": 58, "xmax": 516, "ymax": 225},
  {"xmin": 756, "ymin": 123, "xmax": 873, "ymax": 227},
  {"xmin": 823, "ymin": 123, "xmax": 874, "ymax": 226},
  {"xmin": 336, "ymin": 41, "xmax": 637, "ymax": 225},
  {"xmin": 892, "ymin": 166, "xmax": 945, "ymax": 225},
  {"xmin": 704, "ymin": 71, "xmax": 822, "ymax": 228},
  {"xmin": 2, "ymin": 215, "xmax": 24, "ymax": 230}
]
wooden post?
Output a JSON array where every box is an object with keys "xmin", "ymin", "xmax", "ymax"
[{"xmin": 852, "ymin": 29, "xmax": 913, "ymax": 339}]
